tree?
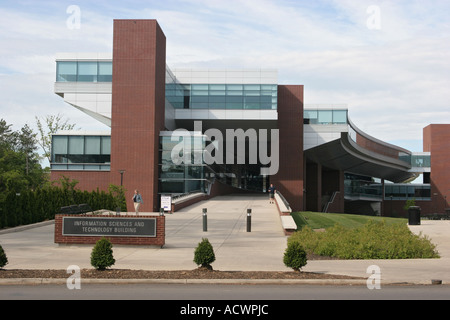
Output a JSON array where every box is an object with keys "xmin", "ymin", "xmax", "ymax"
[
  {"xmin": 35, "ymin": 114, "xmax": 77, "ymax": 164},
  {"xmin": 193, "ymin": 238, "xmax": 216, "ymax": 270},
  {"xmin": 0, "ymin": 119, "xmax": 47, "ymax": 200},
  {"xmin": 91, "ymin": 237, "xmax": 115, "ymax": 270},
  {"xmin": 283, "ymin": 240, "xmax": 308, "ymax": 272}
]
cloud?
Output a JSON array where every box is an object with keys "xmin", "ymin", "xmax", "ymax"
[{"xmin": 0, "ymin": 0, "xmax": 449, "ymax": 153}]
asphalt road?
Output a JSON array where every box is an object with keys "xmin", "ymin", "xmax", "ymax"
[{"xmin": 2, "ymin": 283, "xmax": 450, "ymax": 301}]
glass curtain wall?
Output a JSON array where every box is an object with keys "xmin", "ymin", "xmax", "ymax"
[
  {"xmin": 166, "ymin": 84, "xmax": 278, "ymax": 110},
  {"xmin": 56, "ymin": 61, "xmax": 113, "ymax": 82},
  {"xmin": 159, "ymin": 134, "xmax": 208, "ymax": 194},
  {"xmin": 51, "ymin": 135, "xmax": 111, "ymax": 170}
]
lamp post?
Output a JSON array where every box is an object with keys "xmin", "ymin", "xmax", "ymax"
[{"xmin": 119, "ymin": 170, "xmax": 125, "ymax": 186}]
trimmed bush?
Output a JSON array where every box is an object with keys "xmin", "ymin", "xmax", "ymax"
[
  {"xmin": 283, "ymin": 240, "xmax": 307, "ymax": 271},
  {"xmin": 0, "ymin": 245, "xmax": 7, "ymax": 269},
  {"xmin": 90, "ymin": 237, "xmax": 115, "ymax": 270},
  {"xmin": 288, "ymin": 220, "xmax": 440, "ymax": 260},
  {"xmin": 193, "ymin": 238, "xmax": 216, "ymax": 270}
]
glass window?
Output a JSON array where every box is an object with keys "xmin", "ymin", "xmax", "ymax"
[
  {"xmin": 209, "ymin": 84, "xmax": 226, "ymax": 90},
  {"xmin": 68, "ymin": 136, "xmax": 84, "ymax": 155},
  {"xmin": 304, "ymin": 110, "xmax": 318, "ymax": 124},
  {"xmin": 318, "ymin": 110, "xmax": 333, "ymax": 124},
  {"xmin": 85, "ymin": 136, "xmax": 101, "ymax": 155},
  {"xmin": 56, "ymin": 62, "xmax": 77, "ymax": 82},
  {"xmin": 77, "ymin": 62, "xmax": 97, "ymax": 82},
  {"xmin": 333, "ymin": 110, "xmax": 347, "ymax": 124},
  {"xmin": 98, "ymin": 62, "xmax": 112, "ymax": 82},
  {"xmin": 101, "ymin": 136, "xmax": 111, "ymax": 155}
]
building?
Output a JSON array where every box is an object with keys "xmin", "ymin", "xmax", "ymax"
[{"xmin": 51, "ymin": 19, "xmax": 449, "ymax": 216}]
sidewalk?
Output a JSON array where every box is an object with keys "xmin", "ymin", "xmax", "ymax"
[{"xmin": 0, "ymin": 194, "xmax": 449, "ymax": 285}]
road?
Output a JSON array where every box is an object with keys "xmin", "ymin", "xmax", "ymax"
[{"xmin": 2, "ymin": 283, "xmax": 450, "ymax": 301}]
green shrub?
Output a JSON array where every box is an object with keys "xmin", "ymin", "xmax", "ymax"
[
  {"xmin": 0, "ymin": 245, "xmax": 7, "ymax": 269},
  {"xmin": 193, "ymin": 238, "xmax": 216, "ymax": 270},
  {"xmin": 90, "ymin": 237, "xmax": 115, "ymax": 270},
  {"xmin": 288, "ymin": 220, "xmax": 439, "ymax": 260},
  {"xmin": 283, "ymin": 240, "xmax": 307, "ymax": 271}
]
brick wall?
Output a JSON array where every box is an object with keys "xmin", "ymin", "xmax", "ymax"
[
  {"xmin": 272, "ymin": 85, "xmax": 304, "ymax": 212},
  {"xmin": 54, "ymin": 214, "xmax": 165, "ymax": 246},
  {"xmin": 110, "ymin": 19, "xmax": 167, "ymax": 213}
]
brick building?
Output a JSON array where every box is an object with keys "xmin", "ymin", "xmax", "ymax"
[{"xmin": 52, "ymin": 19, "xmax": 449, "ymax": 217}]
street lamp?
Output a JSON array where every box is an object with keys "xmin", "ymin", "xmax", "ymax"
[{"xmin": 119, "ymin": 170, "xmax": 125, "ymax": 186}]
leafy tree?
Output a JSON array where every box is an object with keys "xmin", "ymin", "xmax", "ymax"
[
  {"xmin": 0, "ymin": 119, "xmax": 47, "ymax": 201},
  {"xmin": 35, "ymin": 114, "xmax": 77, "ymax": 164}
]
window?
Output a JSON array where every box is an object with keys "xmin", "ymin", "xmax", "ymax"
[
  {"xmin": 56, "ymin": 62, "xmax": 77, "ymax": 82},
  {"xmin": 51, "ymin": 135, "xmax": 111, "ymax": 171},
  {"xmin": 56, "ymin": 61, "xmax": 113, "ymax": 82},
  {"xmin": 77, "ymin": 62, "xmax": 97, "ymax": 82},
  {"xmin": 98, "ymin": 62, "xmax": 112, "ymax": 82},
  {"xmin": 318, "ymin": 110, "xmax": 332, "ymax": 124},
  {"xmin": 333, "ymin": 110, "xmax": 347, "ymax": 124}
]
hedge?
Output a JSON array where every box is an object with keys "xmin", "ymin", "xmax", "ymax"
[{"xmin": 0, "ymin": 185, "xmax": 126, "ymax": 229}]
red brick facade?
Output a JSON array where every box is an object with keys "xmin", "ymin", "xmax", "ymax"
[
  {"xmin": 424, "ymin": 124, "xmax": 450, "ymax": 213},
  {"xmin": 110, "ymin": 20, "xmax": 167, "ymax": 213},
  {"xmin": 272, "ymin": 85, "xmax": 304, "ymax": 211}
]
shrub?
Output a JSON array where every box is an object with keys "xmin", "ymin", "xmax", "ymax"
[
  {"xmin": 0, "ymin": 245, "xmax": 7, "ymax": 269},
  {"xmin": 283, "ymin": 240, "xmax": 308, "ymax": 271},
  {"xmin": 90, "ymin": 237, "xmax": 115, "ymax": 270},
  {"xmin": 287, "ymin": 220, "xmax": 439, "ymax": 260},
  {"xmin": 193, "ymin": 238, "xmax": 216, "ymax": 270}
]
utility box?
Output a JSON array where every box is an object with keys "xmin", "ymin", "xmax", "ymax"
[{"xmin": 408, "ymin": 206, "xmax": 421, "ymax": 225}]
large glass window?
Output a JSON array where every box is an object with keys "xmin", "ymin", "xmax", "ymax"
[
  {"xmin": 56, "ymin": 61, "xmax": 112, "ymax": 83},
  {"xmin": 304, "ymin": 109, "xmax": 348, "ymax": 125},
  {"xmin": 98, "ymin": 62, "xmax": 113, "ymax": 82},
  {"xmin": 77, "ymin": 62, "xmax": 97, "ymax": 82},
  {"xmin": 318, "ymin": 110, "xmax": 333, "ymax": 124},
  {"xmin": 166, "ymin": 83, "xmax": 278, "ymax": 110},
  {"xmin": 51, "ymin": 135, "xmax": 111, "ymax": 171},
  {"xmin": 333, "ymin": 110, "xmax": 347, "ymax": 124},
  {"xmin": 56, "ymin": 62, "xmax": 77, "ymax": 82}
]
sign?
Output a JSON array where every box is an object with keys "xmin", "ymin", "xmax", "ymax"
[
  {"xmin": 62, "ymin": 217, "xmax": 157, "ymax": 237},
  {"xmin": 161, "ymin": 195, "xmax": 172, "ymax": 211}
]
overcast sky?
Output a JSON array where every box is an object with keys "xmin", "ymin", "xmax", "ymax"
[{"xmin": 1, "ymin": 0, "xmax": 449, "ymax": 153}]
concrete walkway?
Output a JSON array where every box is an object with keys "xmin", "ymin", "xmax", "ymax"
[{"xmin": 0, "ymin": 194, "xmax": 449, "ymax": 285}]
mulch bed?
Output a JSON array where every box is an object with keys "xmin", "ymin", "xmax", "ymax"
[
  {"xmin": 0, "ymin": 268, "xmax": 360, "ymax": 280},
  {"xmin": 0, "ymin": 254, "xmax": 360, "ymax": 280}
]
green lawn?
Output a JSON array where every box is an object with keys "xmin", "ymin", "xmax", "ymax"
[{"xmin": 291, "ymin": 211, "xmax": 407, "ymax": 230}]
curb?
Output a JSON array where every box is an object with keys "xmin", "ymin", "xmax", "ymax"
[
  {"xmin": 0, "ymin": 278, "xmax": 369, "ymax": 286},
  {"xmin": 1, "ymin": 278, "xmax": 442, "ymax": 286}
]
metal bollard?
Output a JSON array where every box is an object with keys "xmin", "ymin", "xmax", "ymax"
[
  {"xmin": 247, "ymin": 208, "xmax": 252, "ymax": 232},
  {"xmin": 203, "ymin": 208, "xmax": 207, "ymax": 232}
]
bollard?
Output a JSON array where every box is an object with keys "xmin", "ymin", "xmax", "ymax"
[
  {"xmin": 247, "ymin": 208, "xmax": 252, "ymax": 232},
  {"xmin": 203, "ymin": 208, "xmax": 207, "ymax": 232}
]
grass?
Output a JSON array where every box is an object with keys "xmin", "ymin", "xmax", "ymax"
[{"xmin": 291, "ymin": 211, "xmax": 407, "ymax": 230}]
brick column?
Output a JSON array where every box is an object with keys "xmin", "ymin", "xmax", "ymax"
[
  {"xmin": 273, "ymin": 85, "xmax": 304, "ymax": 211},
  {"xmin": 110, "ymin": 20, "xmax": 166, "ymax": 212}
]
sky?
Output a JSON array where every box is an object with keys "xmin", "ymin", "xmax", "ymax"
[{"xmin": 1, "ymin": 0, "xmax": 449, "ymax": 154}]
